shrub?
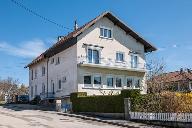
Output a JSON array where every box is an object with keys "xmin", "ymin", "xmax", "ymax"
[{"xmin": 70, "ymin": 90, "xmax": 141, "ymax": 113}]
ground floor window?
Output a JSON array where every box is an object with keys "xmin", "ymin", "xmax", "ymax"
[
  {"xmin": 58, "ymin": 80, "xmax": 62, "ymax": 89},
  {"xmin": 42, "ymin": 83, "xmax": 45, "ymax": 93},
  {"xmin": 127, "ymin": 78, "xmax": 133, "ymax": 88},
  {"xmin": 135, "ymin": 79, "xmax": 141, "ymax": 88},
  {"xmin": 84, "ymin": 75, "xmax": 92, "ymax": 87},
  {"xmin": 107, "ymin": 76, "xmax": 113, "ymax": 87},
  {"xmin": 116, "ymin": 77, "xmax": 122, "ymax": 87},
  {"xmin": 94, "ymin": 75, "xmax": 101, "ymax": 87}
]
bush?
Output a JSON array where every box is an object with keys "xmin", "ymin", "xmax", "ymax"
[{"xmin": 70, "ymin": 90, "xmax": 141, "ymax": 113}]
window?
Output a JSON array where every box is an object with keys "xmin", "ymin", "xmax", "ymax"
[
  {"xmin": 127, "ymin": 78, "xmax": 133, "ymax": 88},
  {"xmin": 135, "ymin": 79, "xmax": 140, "ymax": 88},
  {"xmin": 42, "ymin": 83, "xmax": 45, "ymax": 93},
  {"xmin": 58, "ymin": 80, "xmax": 62, "ymax": 89},
  {"xmin": 116, "ymin": 52, "xmax": 124, "ymax": 62},
  {"xmin": 42, "ymin": 66, "xmax": 45, "ymax": 76},
  {"xmin": 50, "ymin": 58, "xmax": 54, "ymax": 64},
  {"xmin": 88, "ymin": 49, "xmax": 99, "ymax": 64},
  {"xmin": 84, "ymin": 75, "xmax": 91, "ymax": 84},
  {"xmin": 34, "ymin": 69, "xmax": 37, "ymax": 79},
  {"xmin": 116, "ymin": 77, "xmax": 122, "ymax": 87},
  {"xmin": 56, "ymin": 57, "xmax": 60, "ymax": 65},
  {"xmin": 31, "ymin": 86, "xmax": 33, "ymax": 97},
  {"xmin": 100, "ymin": 27, "xmax": 112, "ymax": 38},
  {"xmin": 189, "ymin": 82, "xmax": 192, "ymax": 91},
  {"xmin": 107, "ymin": 77, "xmax": 113, "ymax": 87},
  {"xmin": 35, "ymin": 85, "xmax": 37, "ymax": 96},
  {"xmin": 31, "ymin": 70, "xmax": 33, "ymax": 80},
  {"xmin": 94, "ymin": 75, "xmax": 101, "ymax": 87},
  {"xmin": 131, "ymin": 55, "xmax": 138, "ymax": 68}
]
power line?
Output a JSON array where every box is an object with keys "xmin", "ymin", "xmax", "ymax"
[{"xmin": 10, "ymin": 0, "xmax": 73, "ymax": 31}]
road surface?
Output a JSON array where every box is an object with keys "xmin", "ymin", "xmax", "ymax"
[{"xmin": 0, "ymin": 104, "xmax": 124, "ymax": 128}]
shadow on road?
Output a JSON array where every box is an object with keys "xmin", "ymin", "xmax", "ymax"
[{"xmin": 1, "ymin": 104, "xmax": 55, "ymax": 112}]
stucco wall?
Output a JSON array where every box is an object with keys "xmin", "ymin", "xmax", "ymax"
[
  {"xmin": 76, "ymin": 17, "xmax": 147, "ymax": 95},
  {"xmin": 77, "ymin": 66, "xmax": 145, "ymax": 95},
  {"xmin": 48, "ymin": 44, "xmax": 77, "ymax": 98},
  {"xmin": 77, "ymin": 17, "xmax": 145, "ymax": 65},
  {"xmin": 29, "ymin": 60, "xmax": 47, "ymax": 100},
  {"xmin": 29, "ymin": 44, "xmax": 77, "ymax": 100}
]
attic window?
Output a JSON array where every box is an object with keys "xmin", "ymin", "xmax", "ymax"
[{"xmin": 100, "ymin": 27, "xmax": 112, "ymax": 39}]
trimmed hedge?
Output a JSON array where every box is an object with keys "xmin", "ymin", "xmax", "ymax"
[{"xmin": 70, "ymin": 89, "xmax": 141, "ymax": 113}]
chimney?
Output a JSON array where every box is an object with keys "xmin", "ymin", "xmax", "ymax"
[
  {"xmin": 57, "ymin": 36, "xmax": 64, "ymax": 41},
  {"xmin": 74, "ymin": 20, "xmax": 78, "ymax": 30}
]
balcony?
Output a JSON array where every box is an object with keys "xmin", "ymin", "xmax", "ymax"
[
  {"xmin": 77, "ymin": 56, "xmax": 146, "ymax": 72},
  {"xmin": 40, "ymin": 92, "xmax": 55, "ymax": 100}
]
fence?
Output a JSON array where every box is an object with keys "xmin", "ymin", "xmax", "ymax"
[
  {"xmin": 124, "ymin": 98, "xmax": 192, "ymax": 123},
  {"xmin": 130, "ymin": 112, "xmax": 192, "ymax": 122}
]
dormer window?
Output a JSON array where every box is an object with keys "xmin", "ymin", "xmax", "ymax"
[{"xmin": 100, "ymin": 27, "xmax": 112, "ymax": 39}]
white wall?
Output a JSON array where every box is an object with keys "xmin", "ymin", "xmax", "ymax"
[
  {"xmin": 29, "ymin": 60, "xmax": 47, "ymax": 100},
  {"xmin": 29, "ymin": 44, "xmax": 77, "ymax": 100},
  {"xmin": 76, "ymin": 17, "xmax": 147, "ymax": 94}
]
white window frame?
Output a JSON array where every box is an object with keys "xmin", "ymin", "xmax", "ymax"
[
  {"xmin": 189, "ymin": 82, "xmax": 192, "ymax": 91},
  {"xmin": 116, "ymin": 51, "xmax": 125, "ymax": 62},
  {"xmin": 42, "ymin": 66, "xmax": 45, "ymax": 76},
  {"xmin": 130, "ymin": 54, "xmax": 139, "ymax": 68},
  {"xmin": 134, "ymin": 78, "xmax": 141, "ymax": 89},
  {"xmin": 50, "ymin": 58, "xmax": 54, "ymax": 64},
  {"xmin": 106, "ymin": 75, "xmax": 114, "ymax": 88},
  {"xmin": 126, "ymin": 77, "xmax": 134, "ymax": 88},
  {"xmin": 100, "ymin": 26, "xmax": 113, "ymax": 39},
  {"xmin": 58, "ymin": 79, "xmax": 62, "ymax": 90},
  {"xmin": 42, "ymin": 83, "xmax": 45, "ymax": 93},
  {"xmin": 83, "ymin": 74, "xmax": 92, "ymax": 88},
  {"xmin": 56, "ymin": 57, "xmax": 60, "ymax": 65},
  {"xmin": 34, "ymin": 69, "xmax": 37, "ymax": 79},
  {"xmin": 35, "ymin": 85, "xmax": 37, "ymax": 96},
  {"xmin": 93, "ymin": 74, "xmax": 102, "ymax": 88},
  {"xmin": 86, "ymin": 46, "xmax": 101, "ymax": 64},
  {"xmin": 115, "ymin": 76, "xmax": 123, "ymax": 88}
]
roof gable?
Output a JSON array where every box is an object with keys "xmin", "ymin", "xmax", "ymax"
[{"xmin": 25, "ymin": 11, "xmax": 157, "ymax": 68}]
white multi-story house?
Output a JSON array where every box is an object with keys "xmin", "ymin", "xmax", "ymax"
[{"xmin": 25, "ymin": 12, "xmax": 156, "ymax": 101}]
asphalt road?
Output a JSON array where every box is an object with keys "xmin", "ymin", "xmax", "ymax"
[{"xmin": 0, "ymin": 104, "xmax": 122, "ymax": 128}]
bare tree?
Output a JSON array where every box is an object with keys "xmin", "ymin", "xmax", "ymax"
[{"xmin": 146, "ymin": 58, "xmax": 167, "ymax": 93}]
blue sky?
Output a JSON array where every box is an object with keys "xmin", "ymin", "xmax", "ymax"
[{"xmin": 0, "ymin": 0, "xmax": 192, "ymax": 85}]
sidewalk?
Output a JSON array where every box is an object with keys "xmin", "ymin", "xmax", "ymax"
[
  {"xmin": 56, "ymin": 112, "xmax": 163, "ymax": 128},
  {"xmin": 4, "ymin": 104, "xmax": 163, "ymax": 128}
]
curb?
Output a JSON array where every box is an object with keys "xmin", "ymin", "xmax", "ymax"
[{"xmin": 57, "ymin": 112, "xmax": 138, "ymax": 128}]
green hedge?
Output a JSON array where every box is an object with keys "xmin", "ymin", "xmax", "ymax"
[{"xmin": 70, "ymin": 89, "xmax": 141, "ymax": 113}]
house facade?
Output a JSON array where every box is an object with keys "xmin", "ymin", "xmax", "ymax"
[
  {"xmin": 25, "ymin": 12, "xmax": 156, "ymax": 101},
  {"xmin": 148, "ymin": 69, "xmax": 192, "ymax": 93}
]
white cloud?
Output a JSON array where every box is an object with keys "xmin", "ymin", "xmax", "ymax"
[
  {"xmin": 172, "ymin": 44, "xmax": 177, "ymax": 48},
  {"xmin": 0, "ymin": 39, "xmax": 47, "ymax": 58}
]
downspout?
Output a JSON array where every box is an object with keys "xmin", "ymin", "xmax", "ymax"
[{"xmin": 46, "ymin": 58, "xmax": 49, "ymax": 98}]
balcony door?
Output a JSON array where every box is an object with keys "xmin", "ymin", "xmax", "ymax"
[
  {"xmin": 131, "ymin": 55, "xmax": 138, "ymax": 68},
  {"xmin": 88, "ymin": 49, "xmax": 99, "ymax": 64}
]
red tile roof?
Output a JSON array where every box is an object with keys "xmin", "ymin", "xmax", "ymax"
[
  {"xmin": 153, "ymin": 71, "xmax": 192, "ymax": 83},
  {"xmin": 25, "ymin": 11, "xmax": 157, "ymax": 68}
]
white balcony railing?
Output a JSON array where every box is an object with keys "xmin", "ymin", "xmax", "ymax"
[{"xmin": 77, "ymin": 56, "xmax": 146, "ymax": 71}]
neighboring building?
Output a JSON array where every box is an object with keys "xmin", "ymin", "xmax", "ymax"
[
  {"xmin": 25, "ymin": 12, "xmax": 156, "ymax": 101},
  {"xmin": 148, "ymin": 69, "xmax": 192, "ymax": 93}
]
